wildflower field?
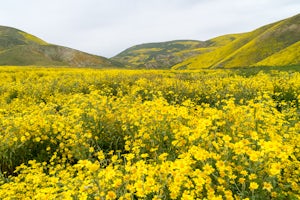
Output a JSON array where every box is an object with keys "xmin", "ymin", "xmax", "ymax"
[{"xmin": 0, "ymin": 66, "xmax": 299, "ymax": 199}]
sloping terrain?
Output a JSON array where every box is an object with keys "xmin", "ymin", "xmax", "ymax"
[
  {"xmin": 255, "ymin": 41, "xmax": 300, "ymax": 66},
  {"xmin": 112, "ymin": 40, "xmax": 208, "ymax": 69},
  {"xmin": 2, "ymin": 13, "xmax": 299, "ymax": 69},
  {"xmin": 0, "ymin": 26, "xmax": 120, "ymax": 67},
  {"xmin": 113, "ymin": 13, "xmax": 300, "ymax": 69},
  {"xmin": 173, "ymin": 13, "xmax": 300, "ymax": 69},
  {"xmin": 112, "ymin": 35, "xmax": 246, "ymax": 69}
]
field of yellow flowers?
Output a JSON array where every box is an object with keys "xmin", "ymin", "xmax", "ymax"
[{"xmin": 0, "ymin": 66, "xmax": 299, "ymax": 199}]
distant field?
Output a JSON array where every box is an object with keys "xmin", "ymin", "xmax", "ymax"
[{"xmin": 0, "ymin": 67, "xmax": 299, "ymax": 199}]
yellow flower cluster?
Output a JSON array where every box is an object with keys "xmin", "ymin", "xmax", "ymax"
[{"xmin": 0, "ymin": 67, "xmax": 299, "ymax": 199}]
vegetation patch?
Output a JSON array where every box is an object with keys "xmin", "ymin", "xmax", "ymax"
[{"xmin": 0, "ymin": 67, "xmax": 299, "ymax": 199}]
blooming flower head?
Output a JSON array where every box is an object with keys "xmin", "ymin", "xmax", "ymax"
[{"xmin": 249, "ymin": 182, "xmax": 259, "ymax": 191}]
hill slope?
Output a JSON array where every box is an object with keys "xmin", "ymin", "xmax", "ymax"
[
  {"xmin": 112, "ymin": 35, "xmax": 245, "ymax": 69},
  {"xmin": 112, "ymin": 13, "xmax": 300, "ymax": 69},
  {"xmin": 173, "ymin": 13, "xmax": 300, "ymax": 69},
  {"xmin": 112, "ymin": 40, "xmax": 208, "ymax": 69},
  {"xmin": 256, "ymin": 41, "xmax": 300, "ymax": 66},
  {"xmin": 0, "ymin": 26, "xmax": 119, "ymax": 67}
]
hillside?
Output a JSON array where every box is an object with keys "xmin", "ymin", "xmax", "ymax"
[
  {"xmin": 256, "ymin": 41, "xmax": 300, "ymax": 66},
  {"xmin": 173, "ymin": 13, "xmax": 300, "ymax": 69},
  {"xmin": 112, "ymin": 35, "xmax": 246, "ymax": 69},
  {"xmin": 0, "ymin": 26, "xmax": 120, "ymax": 67},
  {"xmin": 2, "ymin": 13, "xmax": 299, "ymax": 69},
  {"xmin": 112, "ymin": 40, "xmax": 208, "ymax": 69},
  {"xmin": 112, "ymin": 13, "xmax": 300, "ymax": 69}
]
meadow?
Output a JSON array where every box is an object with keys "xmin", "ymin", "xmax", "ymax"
[{"xmin": 0, "ymin": 66, "xmax": 299, "ymax": 199}]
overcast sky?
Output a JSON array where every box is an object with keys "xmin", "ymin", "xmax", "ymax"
[{"xmin": 0, "ymin": 0, "xmax": 300, "ymax": 57}]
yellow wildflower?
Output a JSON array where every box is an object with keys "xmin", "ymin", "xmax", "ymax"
[
  {"xmin": 106, "ymin": 191, "xmax": 117, "ymax": 200},
  {"xmin": 249, "ymin": 182, "xmax": 259, "ymax": 191},
  {"xmin": 263, "ymin": 182, "xmax": 273, "ymax": 192}
]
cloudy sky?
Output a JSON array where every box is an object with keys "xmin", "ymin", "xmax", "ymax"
[{"xmin": 0, "ymin": 0, "xmax": 299, "ymax": 57}]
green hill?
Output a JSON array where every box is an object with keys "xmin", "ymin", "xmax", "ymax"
[
  {"xmin": 112, "ymin": 40, "xmax": 209, "ymax": 69},
  {"xmin": 3, "ymin": 13, "xmax": 299, "ymax": 69},
  {"xmin": 173, "ymin": 13, "xmax": 300, "ymax": 69},
  {"xmin": 112, "ymin": 14, "xmax": 300, "ymax": 69},
  {"xmin": 0, "ymin": 26, "xmax": 120, "ymax": 67},
  {"xmin": 256, "ymin": 41, "xmax": 300, "ymax": 66}
]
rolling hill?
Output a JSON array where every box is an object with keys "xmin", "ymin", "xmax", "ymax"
[
  {"xmin": 112, "ymin": 40, "xmax": 207, "ymax": 69},
  {"xmin": 173, "ymin": 13, "xmax": 300, "ymax": 69},
  {"xmin": 0, "ymin": 26, "xmax": 120, "ymax": 67},
  {"xmin": 2, "ymin": 13, "xmax": 299, "ymax": 69},
  {"xmin": 113, "ymin": 13, "xmax": 300, "ymax": 69},
  {"xmin": 112, "ymin": 35, "xmax": 244, "ymax": 69},
  {"xmin": 255, "ymin": 41, "xmax": 300, "ymax": 66}
]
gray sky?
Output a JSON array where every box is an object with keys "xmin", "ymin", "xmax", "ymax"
[{"xmin": 0, "ymin": 0, "xmax": 300, "ymax": 57}]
